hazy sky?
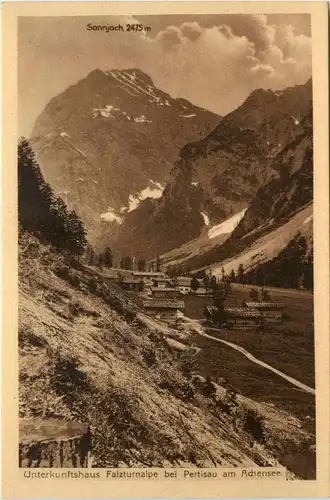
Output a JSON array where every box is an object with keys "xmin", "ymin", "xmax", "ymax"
[{"xmin": 18, "ymin": 14, "xmax": 312, "ymax": 136}]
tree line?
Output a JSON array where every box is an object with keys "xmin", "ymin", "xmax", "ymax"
[{"xmin": 18, "ymin": 138, "xmax": 87, "ymax": 255}]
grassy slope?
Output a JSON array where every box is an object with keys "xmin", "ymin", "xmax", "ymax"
[
  {"xmin": 184, "ymin": 284, "xmax": 314, "ymax": 388},
  {"xmin": 19, "ymin": 234, "xmax": 314, "ymax": 475},
  {"xmin": 184, "ymin": 284, "xmax": 314, "ymax": 421},
  {"xmin": 183, "ymin": 285, "xmax": 315, "ymax": 479}
]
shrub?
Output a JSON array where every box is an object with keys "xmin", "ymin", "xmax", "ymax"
[
  {"xmin": 51, "ymin": 354, "xmax": 90, "ymax": 397},
  {"xmin": 87, "ymin": 277, "xmax": 98, "ymax": 294},
  {"xmin": 19, "ymin": 325, "xmax": 47, "ymax": 348},
  {"xmin": 242, "ymin": 408, "xmax": 266, "ymax": 444},
  {"xmin": 179, "ymin": 350, "xmax": 195, "ymax": 378},
  {"xmin": 67, "ymin": 272, "xmax": 80, "ymax": 289},
  {"xmin": 141, "ymin": 346, "xmax": 157, "ymax": 367},
  {"xmin": 66, "ymin": 256, "xmax": 84, "ymax": 271},
  {"xmin": 158, "ymin": 367, "xmax": 195, "ymax": 402},
  {"xmin": 124, "ymin": 309, "xmax": 136, "ymax": 323},
  {"xmin": 103, "ymin": 292, "xmax": 124, "ymax": 314},
  {"xmin": 69, "ymin": 301, "xmax": 80, "ymax": 317},
  {"xmin": 202, "ymin": 376, "xmax": 217, "ymax": 398},
  {"xmin": 53, "ymin": 264, "xmax": 70, "ymax": 280}
]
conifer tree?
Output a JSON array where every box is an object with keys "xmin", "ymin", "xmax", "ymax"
[
  {"xmin": 18, "ymin": 138, "xmax": 87, "ymax": 255},
  {"xmin": 237, "ymin": 264, "xmax": 245, "ymax": 284},
  {"xmin": 123, "ymin": 255, "xmax": 133, "ymax": 270},
  {"xmin": 103, "ymin": 246, "xmax": 113, "ymax": 268},
  {"xmin": 137, "ymin": 259, "xmax": 146, "ymax": 271},
  {"xmin": 190, "ymin": 276, "xmax": 199, "ymax": 294}
]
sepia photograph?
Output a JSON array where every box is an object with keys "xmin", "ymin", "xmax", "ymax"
[{"xmin": 1, "ymin": 2, "xmax": 329, "ymax": 498}]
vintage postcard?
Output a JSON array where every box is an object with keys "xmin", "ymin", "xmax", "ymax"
[{"xmin": 1, "ymin": 1, "xmax": 329, "ymax": 498}]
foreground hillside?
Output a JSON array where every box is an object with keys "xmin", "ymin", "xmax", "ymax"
[{"xmin": 19, "ymin": 233, "xmax": 314, "ymax": 474}]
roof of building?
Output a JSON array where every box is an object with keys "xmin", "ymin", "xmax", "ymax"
[
  {"xmin": 225, "ymin": 307, "xmax": 261, "ymax": 318},
  {"xmin": 153, "ymin": 277, "xmax": 172, "ymax": 283},
  {"xmin": 204, "ymin": 306, "xmax": 218, "ymax": 315},
  {"xmin": 143, "ymin": 299, "xmax": 185, "ymax": 310},
  {"xmin": 176, "ymin": 276, "xmax": 192, "ymax": 284},
  {"xmin": 132, "ymin": 271, "xmax": 165, "ymax": 277},
  {"xmin": 244, "ymin": 302, "xmax": 284, "ymax": 310},
  {"xmin": 122, "ymin": 278, "xmax": 142, "ymax": 285},
  {"xmin": 151, "ymin": 287, "xmax": 178, "ymax": 292}
]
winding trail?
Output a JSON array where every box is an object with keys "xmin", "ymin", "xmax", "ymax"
[{"xmin": 184, "ymin": 318, "xmax": 315, "ymax": 396}]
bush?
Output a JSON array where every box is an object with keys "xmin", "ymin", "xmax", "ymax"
[
  {"xmin": 87, "ymin": 277, "xmax": 98, "ymax": 294},
  {"xmin": 69, "ymin": 301, "xmax": 80, "ymax": 317},
  {"xmin": 53, "ymin": 264, "xmax": 80, "ymax": 289},
  {"xmin": 124, "ymin": 309, "xmax": 136, "ymax": 323},
  {"xmin": 179, "ymin": 350, "xmax": 195, "ymax": 378},
  {"xmin": 51, "ymin": 354, "xmax": 90, "ymax": 397},
  {"xmin": 53, "ymin": 264, "xmax": 70, "ymax": 280},
  {"xmin": 202, "ymin": 376, "xmax": 217, "ymax": 398},
  {"xmin": 67, "ymin": 272, "xmax": 80, "ymax": 289},
  {"xmin": 66, "ymin": 256, "xmax": 84, "ymax": 271},
  {"xmin": 158, "ymin": 367, "xmax": 195, "ymax": 402},
  {"xmin": 19, "ymin": 325, "xmax": 47, "ymax": 348},
  {"xmin": 103, "ymin": 292, "xmax": 124, "ymax": 314},
  {"xmin": 242, "ymin": 408, "xmax": 266, "ymax": 444},
  {"xmin": 102, "ymin": 291, "xmax": 135, "ymax": 322},
  {"xmin": 141, "ymin": 346, "xmax": 157, "ymax": 367}
]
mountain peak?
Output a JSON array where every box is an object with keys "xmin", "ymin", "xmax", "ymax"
[
  {"xmin": 105, "ymin": 68, "xmax": 155, "ymax": 87},
  {"xmin": 244, "ymin": 87, "xmax": 277, "ymax": 103}
]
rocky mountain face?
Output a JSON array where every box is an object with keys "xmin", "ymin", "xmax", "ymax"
[
  {"xmin": 30, "ymin": 69, "xmax": 220, "ymax": 240},
  {"xmin": 113, "ymin": 79, "xmax": 312, "ymax": 260},
  {"xmin": 163, "ymin": 106, "xmax": 313, "ymax": 287}
]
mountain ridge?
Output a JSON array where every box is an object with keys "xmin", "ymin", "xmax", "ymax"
[
  {"xmin": 111, "ymin": 78, "xmax": 312, "ymax": 261},
  {"xmin": 30, "ymin": 68, "xmax": 220, "ymax": 240}
]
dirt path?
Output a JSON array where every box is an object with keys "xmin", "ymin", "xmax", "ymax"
[{"xmin": 183, "ymin": 317, "xmax": 315, "ymax": 396}]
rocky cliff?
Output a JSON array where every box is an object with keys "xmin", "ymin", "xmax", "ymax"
[
  {"xmin": 112, "ymin": 79, "xmax": 312, "ymax": 260},
  {"xmin": 30, "ymin": 69, "xmax": 220, "ymax": 240},
  {"xmin": 160, "ymin": 107, "xmax": 313, "ymax": 287}
]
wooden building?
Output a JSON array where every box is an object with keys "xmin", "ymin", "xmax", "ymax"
[
  {"xmin": 132, "ymin": 271, "xmax": 166, "ymax": 280},
  {"xmin": 120, "ymin": 278, "xmax": 144, "ymax": 291},
  {"xmin": 142, "ymin": 299, "xmax": 185, "ymax": 323},
  {"xmin": 225, "ymin": 307, "xmax": 262, "ymax": 329},
  {"xmin": 152, "ymin": 277, "xmax": 173, "ymax": 289},
  {"xmin": 204, "ymin": 306, "xmax": 220, "ymax": 325},
  {"xmin": 150, "ymin": 287, "xmax": 179, "ymax": 299},
  {"xmin": 176, "ymin": 276, "xmax": 193, "ymax": 294},
  {"xmin": 243, "ymin": 302, "xmax": 284, "ymax": 322},
  {"xmin": 195, "ymin": 279, "xmax": 207, "ymax": 296}
]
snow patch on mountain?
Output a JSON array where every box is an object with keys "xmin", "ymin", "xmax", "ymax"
[
  {"xmin": 100, "ymin": 208, "xmax": 123, "ymax": 224},
  {"xmin": 134, "ymin": 115, "xmax": 151, "ymax": 123},
  {"xmin": 128, "ymin": 181, "xmax": 164, "ymax": 212},
  {"xmin": 93, "ymin": 104, "xmax": 120, "ymax": 118},
  {"xmin": 158, "ymin": 208, "xmax": 249, "ymax": 270},
  {"xmin": 208, "ymin": 208, "xmax": 247, "ymax": 240},
  {"xmin": 201, "ymin": 213, "xmax": 210, "ymax": 226},
  {"xmin": 209, "ymin": 205, "xmax": 312, "ymax": 278},
  {"xmin": 60, "ymin": 132, "xmax": 71, "ymax": 139},
  {"xmin": 182, "ymin": 114, "xmax": 197, "ymax": 118}
]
